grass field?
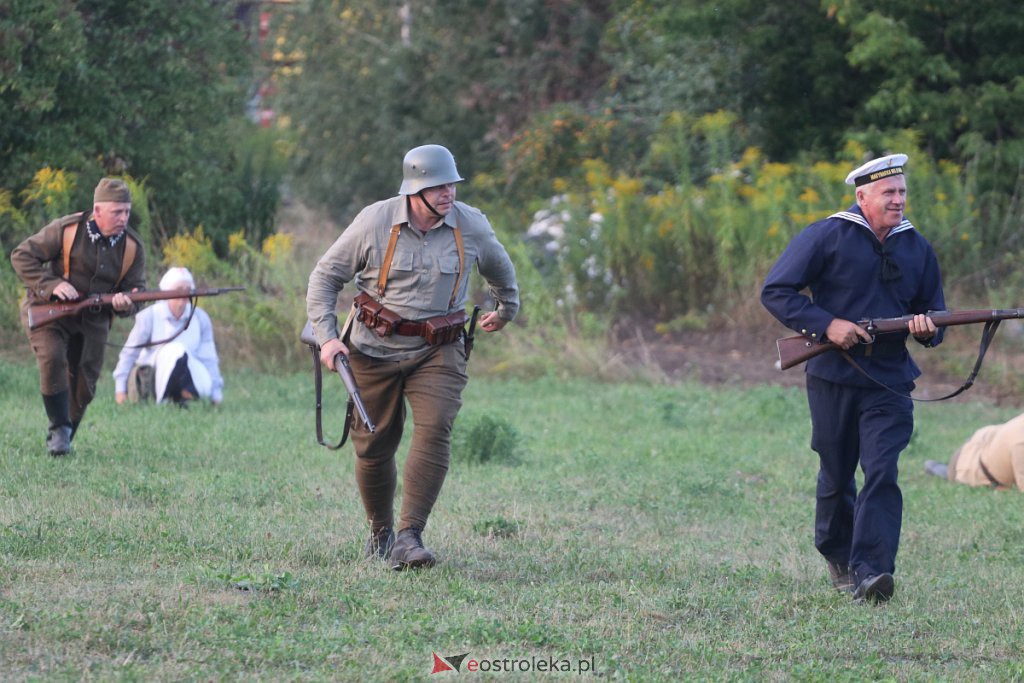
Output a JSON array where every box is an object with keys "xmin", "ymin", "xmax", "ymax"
[{"xmin": 1, "ymin": 359, "xmax": 1023, "ymax": 680}]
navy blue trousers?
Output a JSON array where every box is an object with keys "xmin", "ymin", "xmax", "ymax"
[{"xmin": 806, "ymin": 375, "xmax": 914, "ymax": 584}]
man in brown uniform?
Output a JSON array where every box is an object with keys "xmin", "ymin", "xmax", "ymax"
[
  {"xmin": 11, "ymin": 178, "xmax": 146, "ymax": 456},
  {"xmin": 925, "ymin": 413, "xmax": 1024, "ymax": 490},
  {"xmin": 306, "ymin": 144, "xmax": 519, "ymax": 570}
]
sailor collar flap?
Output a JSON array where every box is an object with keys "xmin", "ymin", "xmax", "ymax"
[{"xmin": 829, "ymin": 205, "xmax": 915, "ymax": 239}]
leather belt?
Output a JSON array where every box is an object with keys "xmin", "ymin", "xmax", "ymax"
[{"xmin": 395, "ymin": 320, "xmax": 428, "ymax": 337}]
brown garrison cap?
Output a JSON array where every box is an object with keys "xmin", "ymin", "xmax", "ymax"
[{"xmin": 94, "ymin": 177, "xmax": 132, "ymax": 204}]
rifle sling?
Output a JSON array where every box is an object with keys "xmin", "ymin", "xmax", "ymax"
[
  {"xmin": 839, "ymin": 319, "xmax": 1002, "ymax": 402},
  {"xmin": 309, "ymin": 342, "xmax": 354, "ymax": 450},
  {"xmin": 106, "ymin": 296, "xmax": 199, "ymax": 350},
  {"xmin": 309, "ymin": 304, "xmax": 358, "ymax": 450}
]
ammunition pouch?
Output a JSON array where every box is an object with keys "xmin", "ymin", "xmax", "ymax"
[
  {"xmin": 353, "ymin": 291, "xmax": 468, "ymax": 345},
  {"xmin": 354, "ymin": 291, "xmax": 401, "ymax": 337},
  {"xmin": 424, "ymin": 310, "xmax": 468, "ymax": 346}
]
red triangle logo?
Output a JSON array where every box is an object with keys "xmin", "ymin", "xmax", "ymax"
[{"xmin": 431, "ymin": 652, "xmax": 455, "ymax": 674}]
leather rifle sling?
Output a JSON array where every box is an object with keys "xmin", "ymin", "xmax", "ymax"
[{"xmin": 312, "ymin": 304, "xmax": 359, "ymax": 450}]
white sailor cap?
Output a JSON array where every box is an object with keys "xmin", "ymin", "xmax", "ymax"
[{"xmin": 845, "ymin": 153, "xmax": 908, "ymax": 186}]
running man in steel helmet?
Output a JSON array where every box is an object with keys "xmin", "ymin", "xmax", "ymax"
[{"xmin": 306, "ymin": 144, "xmax": 520, "ymax": 569}]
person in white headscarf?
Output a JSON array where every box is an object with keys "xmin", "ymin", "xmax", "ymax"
[{"xmin": 113, "ymin": 266, "xmax": 224, "ymax": 405}]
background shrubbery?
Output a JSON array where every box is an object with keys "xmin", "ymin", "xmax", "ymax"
[{"xmin": 2, "ymin": 1, "xmax": 1023, "ymax": 372}]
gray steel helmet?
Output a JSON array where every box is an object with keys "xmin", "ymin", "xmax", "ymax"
[{"xmin": 399, "ymin": 144, "xmax": 465, "ymax": 195}]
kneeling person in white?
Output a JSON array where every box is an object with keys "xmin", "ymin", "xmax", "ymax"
[{"xmin": 113, "ymin": 266, "xmax": 224, "ymax": 405}]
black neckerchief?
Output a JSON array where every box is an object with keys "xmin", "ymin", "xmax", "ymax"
[{"xmin": 869, "ymin": 231, "xmax": 902, "ymax": 282}]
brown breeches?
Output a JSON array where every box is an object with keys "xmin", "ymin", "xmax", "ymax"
[
  {"xmin": 26, "ymin": 313, "xmax": 110, "ymax": 424},
  {"xmin": 347, "ymin": 342, "xmax": 468, "ymax": 532}
]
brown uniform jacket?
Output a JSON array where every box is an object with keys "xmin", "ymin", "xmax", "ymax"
[
  {"xmin": 949, "ymin": 413, "xmax": 1024, "ymax": 491},
  {"xmin": 11, "ymin": 211, "xmax": 146, "ymax": 317}
]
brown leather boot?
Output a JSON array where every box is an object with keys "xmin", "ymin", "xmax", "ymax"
[
  {"xmin": 390, "ymin": 527, "xmax": 436, "ymax": 570},
  {"xmin": 364, "ymin": 527, "xmax": 395, "ymax": 560},
  {"xmin": 826, "ymin": 560, "xmax": 854, "ymax": 593}
]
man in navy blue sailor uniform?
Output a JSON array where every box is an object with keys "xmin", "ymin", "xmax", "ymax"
[{"xmin": 761, "ymin": 154, "xmax": 945, "ymax": 603}]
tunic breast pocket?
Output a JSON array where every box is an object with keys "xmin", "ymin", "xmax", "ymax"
[
  {"xmin": 429, "ymin": 256, "xmax": 461, "ymax": 310},
  {"xmin": 388, "ymin": 251, "xmax": 417, "ymax": 278}
]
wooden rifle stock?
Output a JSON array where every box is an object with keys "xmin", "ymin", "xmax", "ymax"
[
  {"xmin": 27, "ymin": 286, "xmax": 245, "ymax": 330},
  {"xmin": 776, "ymin": 308, "xmax": 1024, "ymax": 371}
]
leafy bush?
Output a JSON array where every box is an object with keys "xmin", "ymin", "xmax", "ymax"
[
  {"xmin": 472, "ymin": 516, "xmax": 522, "ymax": 539},
  {"xmin": 451, "ymin": 413, "xmax": 523, "ymax": 466}
]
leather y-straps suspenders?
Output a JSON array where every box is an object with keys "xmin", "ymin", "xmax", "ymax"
[
  {"xmin": 64, "ymin": 215, "xmax": 153, "ymax": 348},
  {"xmin": 376, "ymin": 222, "xmax": 465, "ymax": 308},
  {"xmin": 62, "ymin": 215, "xmax": 138, "ymax": 288},
  {"xmin": 305, "ymin": 221, "xmax": 465, "ymax": 450}
]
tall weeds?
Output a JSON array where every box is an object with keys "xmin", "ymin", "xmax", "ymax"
[{"xmin": 510, "ymin": 113, "xmax": 1023, "ymax": 327}]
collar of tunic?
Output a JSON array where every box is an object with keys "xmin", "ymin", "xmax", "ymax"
[{"xmin": 86, "ymin": 218, "xmax": 126, "ymax": 246}]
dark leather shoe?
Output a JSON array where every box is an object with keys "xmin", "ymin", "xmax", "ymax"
[
  {"xmin": 826, "ymin": 560, "xmax": 854, "ymax": 593},
  {"xmin": 364, "ymin": 527, "xmax": 395, "ymax": 560},
  {"xmin": 46, "ymin": 425, "xmax": 72, "ymax": 456},
  {"xmin": 852, "ymin": 573, "xmax": 895, "ymax": 603},
  {"xmin": 390, "ymin": 527, "xmax": 436, "ymax": 570}
]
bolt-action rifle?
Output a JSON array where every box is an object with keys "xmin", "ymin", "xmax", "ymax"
[
  {"xmin": 776, "ymin": 308, "xmax": 1024, "ymax": 370},
  {"xmin": 28, "ymin": 286, "xmax": 245, "ymax": 330}
]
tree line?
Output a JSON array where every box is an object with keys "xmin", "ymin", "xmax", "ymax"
[{"xmin": 2, "ymin": 1, "xmax": 1022, "ymax": 324}]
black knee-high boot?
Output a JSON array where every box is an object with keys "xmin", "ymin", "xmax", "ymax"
[{"xmin": 42, "ymin": 391, "xmax": 73, "ymax": 456}]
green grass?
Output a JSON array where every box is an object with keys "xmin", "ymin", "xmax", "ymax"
[{"xmin": 1, "ymin": 360, "xmax": 1023, "ymax": 680}]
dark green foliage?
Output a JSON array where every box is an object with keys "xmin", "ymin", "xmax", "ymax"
[
  {"xmin": 277, "ymin": 0, "xmax": 612, "ymax": 215},
  {"xmin": 0, "ymin": 0, "xmax": 282, "ymax": 252},
  {"xmin": 452, "ymin": 413, "xmax": 522, "ymax": 465},
  {"xmin": 472, "ymin": 516, "xmax": 521, "ymax": 539},
  {"xmin": 605, "ymin": 0, "xmax": 860, "ymax": 163}
]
